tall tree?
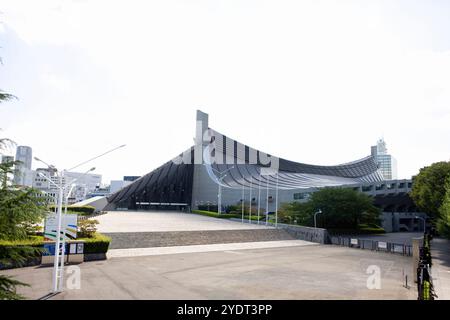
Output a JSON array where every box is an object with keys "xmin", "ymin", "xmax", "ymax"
[
  {"xmin": 279, "ymin": 187, "xmax": 381, "ymax": 229},
  {"xmin": 0, "ymin": 90, "xmax": 16, "ymax": 152},
  {"xmin": 437, "ymin": 176, "xmax": 450, "ymax": 239},
  {"xmin": 1, "ymin": 85, "xmax": 46, "ymax": 299},
  {"xmin": 411, "ymin": 161, "xmax": 450, "ymax": 220}
]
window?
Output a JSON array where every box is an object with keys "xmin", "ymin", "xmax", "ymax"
[{"xmin": 293, "ymin": 193, "xmax": 310, "ymax": 200}]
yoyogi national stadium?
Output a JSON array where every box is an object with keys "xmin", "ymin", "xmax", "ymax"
[{"xmin": 104, "ymin": 111, "xmax": 420, "ymax": 233}]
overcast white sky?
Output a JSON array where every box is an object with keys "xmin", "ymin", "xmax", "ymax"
[{"xmin": 0, "ymin": 0, "xmax": 449, "ymax": 184}]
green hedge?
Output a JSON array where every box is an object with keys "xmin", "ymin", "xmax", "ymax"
[
  {"xmin": 328, "ymin": 225, "xmax": 386, "ymax": 236},
  {"xmin": 191, "ymin": 210, "xmax": 240, "ymax": 219},
  {"xmin": 0, "ymin": 233, "xmax": 111, "ymax": 255},
  {"xmin": 0, "ymin": 236, "xmax": 44, "ymax": 247},
  {"xmin": 78, "ymin": 233, "xmax": 111, "ymax": 254},
  {"xmin": 49, "ymin": 205, "xmax": 96, "ymax": 215},
  {"xmin": 243, "ymin": 215, "xmax": 264, "ymax": 221}
]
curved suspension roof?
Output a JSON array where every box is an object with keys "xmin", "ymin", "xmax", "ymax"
[
  {"xmin": 204, "ymin": 128, "xmax": 383, "ymax": 190},
  {"xmin": 106, "ymin": 127, "xmax": 383, "ymax": 207}
]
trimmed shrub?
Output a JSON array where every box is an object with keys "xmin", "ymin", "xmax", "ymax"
[
  {"xmin": 48, "ymin": 205, "xmax": 96, "ymax": 215},
  {"xmin": 191, "ymin": 210, "xmax": 240, "ymax": 219},
  {"xmin": 79, "ymin": 233, "xmax": 111, "ymax": 254},
  {"xmin": 0, "ymin": 236, "xmax": 45, "ymax": 269},
  {"xmin": 0, "ymin": 236, "xmax": 44, "ymax": 247},
  {"xmin": 328, "ymin": 225, "xmax": 385, "ymax": 236},
  {"xmin": 78, "ymin": 219, "xmax": 99, "ymax": 238},
  {"xmin": 197, "ymin": 205, "xmax": 218, "ymax": 212}
]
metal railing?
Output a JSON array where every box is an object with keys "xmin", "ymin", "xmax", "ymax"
[
  {"xmin": 329, "ymin": 236, "xmax": 413, "ymax": 256},
  {"xmin": 417, "ymin": 233, "xmax": 437, "ymax": 300}
]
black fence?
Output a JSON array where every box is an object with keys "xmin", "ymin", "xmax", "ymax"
[
  {"xmin": 329, "ymin": 236, "xmax": 413, "ymax": 256},
  {"xmin": 417, "ymin": 233, "xmax": 437, "ymax": 300}
]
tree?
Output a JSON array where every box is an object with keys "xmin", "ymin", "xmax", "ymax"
[
  {"xmin": 0, "ymin": 90, "xmax": 16, "ymax": 152},
  {"xmin": 1, "ymin": 86, "xmax": 46, "ymax": 299},
  {"xmin": 309, "ymin": 188, "xmax": 381, "ymax": 229},
  {"xmin": 0, "ymin": 161, "xmax": 48, "ymax": 300},
  {"xmin": 279, "ymin": 201, "xmax": 314, "ymax": 226},
  {"xmin": 279, "ymin": 187, "xmax": 381, "ymax": 230},
  {"xmin": 437, "ymin": 176, "xmax": 450, "ymax": 239},
  {"xmin": 411, "ymin": 161, "xmax": 450, "ymax": 220}
]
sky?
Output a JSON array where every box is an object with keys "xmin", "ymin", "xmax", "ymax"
[{"xmin": 0, "ymin": 0, "xmax": 449, "ymax": 184}]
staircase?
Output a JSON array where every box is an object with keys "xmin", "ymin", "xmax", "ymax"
[{"xmin": 105, "ymin": 229, "xmax": 296, "ymax": 249}]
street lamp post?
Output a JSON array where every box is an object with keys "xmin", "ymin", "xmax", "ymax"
[
  {"xmin": 204, "ymin": 165, "xmax": 234, "ymax": 214},
  {"xmin": 34, "ymin": 144, "xmax": 125, "ymax": 293},
  {"xmin": 415, "ymin": 216, "xmax": 426, "ymax": 233},
  {"xmin": 217, "ymin": 174, "xmax": 227, "ymax": 215},
  {"xmin": 38, "ymin": 167, "xmax": 95, "ymax": 292},
  {"xmin": 314, "ymin": 209, "xmax": 323, "ymax": 228}
]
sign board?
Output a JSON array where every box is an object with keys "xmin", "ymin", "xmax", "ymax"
[
  {"xmin": 378, "ymin": 241, "xmax": 387, "ymax": 249},
  {"xmin": 350, "ymin": 238, "xmax": 358, "ymax": 245},
  {"xmin": 44, "ymin": 213, "xmax": 78, "ymax": 241}
]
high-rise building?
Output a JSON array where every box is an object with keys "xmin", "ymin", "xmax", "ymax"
[
  {"xmin": 13, "ymin": 146, "xmax": 33, "ymax": 186},
  {"xmin": 32, "ymin": 167, "xmax": 102, "ymax": 203},
  {"xmin": 371, "ymin": 138, "xmax": 397, "ymax": 180}
]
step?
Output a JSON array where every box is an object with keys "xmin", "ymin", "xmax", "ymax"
[{"xmin": 104, "ymin": 229, "xmax": 296, "ymax": 249}]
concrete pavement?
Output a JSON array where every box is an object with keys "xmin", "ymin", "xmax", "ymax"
[
  {"xmin": 431, "ymin": 237, "xmax": 450, "ymax": 300},
  {"xmin": 1, "ymin": 245, "xmax": 417, "ymax": 300},
  {"xmin": 96, "ymin": 211, "xmax": 272, "ymax": 233},
  {"xmin": 107, "ymin": 240, "xmax": 316, "ymax": 258}
]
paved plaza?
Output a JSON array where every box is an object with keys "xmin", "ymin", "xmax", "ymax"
[
  {"xmin": 95, "ymin": 211, "xmax": 272, "ymax": 233},
  {"xmin": 2, "ymin": 244, "xmax": 416, "ymax": 300}
]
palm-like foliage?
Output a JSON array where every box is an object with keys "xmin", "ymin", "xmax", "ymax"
[
  {"xmin": 0, "ymin": 85, "xmax": 45, "ymax": 300},
  {"xmin": 0, "ymin": 90, "xmax": 15, "ymax": 102},
  {"xmin": 0, "ymin": 90, "xmax": 16, "ymax": 153}
]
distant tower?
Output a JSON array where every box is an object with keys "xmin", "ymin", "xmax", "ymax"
[
  {"xmin": 13, "ymin": 146, "xmax": 33, "ymax": 186},
  {"xmin": 371, "ymin": 139, "xmax": 397, "ymax": 180}
]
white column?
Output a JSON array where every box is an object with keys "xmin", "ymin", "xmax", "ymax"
[
  {"xmin": 266, "ymin": 177, "xmax": 269, "ymax": 226},
  {"xmin": 248, "ymin": 176, "xmax": 252, "ymax": 223},
  {"xmin": 217, "ymin": 183, "xmax": 221, "ymax": 214},
  {"xmin": 241, "ymin": 183, "xmax": 244, "ymax": 223},
  {"xmin": 257, "ymin": 178, "xmax": 261, "ymax": 225},
  {"xmin": 275, "ymin": 172, "xmax": 279, "ymax": 227}
]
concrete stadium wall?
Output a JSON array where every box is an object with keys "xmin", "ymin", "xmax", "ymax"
[
  {"xmin": 276, "ymin": 223, "xmax": 330, "ymax": 244},
  {"xmin": 230, "ymin": 219, "xmax": 329, "ymax": 244}
]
